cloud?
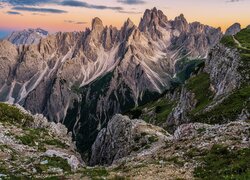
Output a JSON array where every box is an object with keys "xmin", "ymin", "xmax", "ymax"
[
  {"xmin": 64, "ymin": 20, "xmax": 88, "ymax": 25},
  {"xmin": 76, "ymin": 21, "xmax": 87, "ymax": 24},
  {"xmin": 1, "ymin": 0, "xmax": 124, "ymax": 12},
  {"xmin": 117, "ymin": 0, "xmax": 146, "ymax": 5},
  {"xmin": 0, "ymin": 0, "xmax": 59, "ymax": 6},
  {"xmin": 60, "ymin": 0, "xmax": 123, "ymax": 10},
  {"xmin": 226, "ymin": 0, "xmax": 243, "ymax": 2},
  {"xmin": 32, "ymin": 12, "xmax": 46, "ymax": 16},
  {"xmin": 6, "ymin": 10, "xmax": 22, "ymax": 15},
  {"xmin": 12, "ymin": 6, "xmax": 67, "ymax": 13},
  {"xmin": 64, "ymin": 20, "xmax": 74, "ymax": 23},
  {"xmin": 118, "ymin": 10, "xmax": 142, "ymax": 14}
]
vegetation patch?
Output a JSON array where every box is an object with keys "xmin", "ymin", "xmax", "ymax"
[
  {"xmin": 194, "ymin": 144, "xmax": 250, "ymax": 179},
  {"xmin": 35, "ymin": 156, "xmax": 71, "ymax": 174},
  {"xmin": 148, "ymin": 135, "xmax": 159, "ymax": 143},
  {"xmin": 0, "ymin": 103, "xmax": 33, "ymax": 127},
  {"xmin": 235, "ymin": 28, "xmax": 250, "ymax": 49},
  {"xmin": 164, "ymin": 156, "xmax": 184, "ymax": 167},
  {"xmin": 79, "ymin": 167, "xmax": 109, "ymax": 179},
  {"xmin": 127, "ymin": 97, "xmax": 175, "ymax": 126},
  {"xmin": 220, "ymin": 35, "xmax": 237, "ymax": 48},
  {"xmin": 191, "ymin": 85, "xmax": 250, "ymax": 124},
  {"xmin": 174, "ymin": 58, "xmax": 205, "ymax": 83},
  {"xmin": 16, "ymin": 127, "xmax": 68, "ymax": 150},
  {"xmin": 186, "ymin": 73, "xmax": 214, "ymax": 114}
]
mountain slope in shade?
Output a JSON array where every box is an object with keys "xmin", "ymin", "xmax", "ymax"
[
  {"xmin": 6, "ymin": 28, "xmax": 48, "ymax": 45},
  {"xmin": 0, "ymin": 8, "xmax": 222, "ymax": 154}
]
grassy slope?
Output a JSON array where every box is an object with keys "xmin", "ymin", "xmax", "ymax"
[
  {"xmin": 194, "ymin": 145, "xmax": 250, "ymax": 180},
  {"xmin": 186, "ymin": 28, "xmax": 250, "ymax": 124},
  {"xmin": 186, "ymin": 73, "xmax": 213, "ymax": 114}
]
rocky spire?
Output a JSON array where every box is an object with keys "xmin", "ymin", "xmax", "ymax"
[
  {"xmin": 124, "ymin": 18, "xmax": 135, "ymax": 30},
  {"xmin": 91, "ymin": 17, "xmax": 104, "ymax": 32},
  {"xmin": 139, "ymin": 7, "xmax": 168, "ymax": 32},
  {"xmin": 171, "ymin": 14, "xmax": 189, "ymax": 32},
  {"xmin": 225, "ymin": 23, "xmax": 241, "ymax": 35},
  {"xmin": 119, "ymin": 18, "xmax": 136, "ymax": 40}
]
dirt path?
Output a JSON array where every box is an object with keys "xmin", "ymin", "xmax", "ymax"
[
  {"xmin": 233, "ymin": 35, "xmax": 242, "ymax": 47},
  {"xmin": 233, "ymin": 35, "xmax": 248, "ymax": 50}
]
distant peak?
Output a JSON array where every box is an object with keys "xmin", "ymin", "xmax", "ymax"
[
  {"xmin": 92, "ymin": 17, "xmax": 104, "ymax": 31},
  {"xmin": 225, "ymin": 23, "xmax": 241, "ymax": 35},
  {"xmin": 7, "ymin": 28, "xmax": 48, "ymax": 45}
]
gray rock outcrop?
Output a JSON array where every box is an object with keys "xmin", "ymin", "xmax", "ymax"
[
  {"xmin": 205, "ymin": 44, "xmax": 242, "ymax": 97},
  {"xmin": 90, "ymin": 114, "xmax": 171, "ymax": 166},
  {"xmin": 225, "ymin": 23, "xmax": 241, "ymax": 35}
]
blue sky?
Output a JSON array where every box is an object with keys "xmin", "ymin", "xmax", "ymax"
[{"xmin": 0, "ymin": 30, "xmax": 11, "ymax": 39}]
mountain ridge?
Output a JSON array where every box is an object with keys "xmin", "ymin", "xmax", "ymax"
[{"xmin": 0, "ymin": 7, "xmax": 231, "ymax": 156}]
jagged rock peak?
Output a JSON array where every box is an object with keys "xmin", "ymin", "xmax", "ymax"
[
  {"xmin": 174, "ymin": 13, "xmax": 187, "ymax": 22},
  {"xmin": 139, "ymin": 7, "xmax": 168, "ymax": 31},
  {"xmin": 120, "ymin": 18, "xmax": 136, "ymax": 39},
  {"xmin": 172, "ymin": 13, "xmax": 189, "ymax": 32},
  {"xmin": 246, "ymin": 25, "xmax": 250, "ymax": 29},
  {"xmin": 91, "ymin": 17, "xmax": 104, "ymax": 31},
  {"xmin": 123, "ymin": 18, "xmax": 136, "ymax": 29},
  {"xmin": 225, "ymin": 23, "xmax": 241, "ymax": 35}
]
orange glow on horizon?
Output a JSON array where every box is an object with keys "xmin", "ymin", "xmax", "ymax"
[{"xmin": 0, "ymin": 1, "xmax": 249, "ymax": 33}]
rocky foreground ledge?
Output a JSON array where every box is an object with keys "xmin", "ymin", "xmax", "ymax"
[
  {"xmin": 0, "ymin": 103, "xmax": 83, "ymax": 179},
  {"xmin": 90, "ymin": 114, "xmax": 250, "ymax": 179},
  {"xmin": 0, "ymin": 103, "xmax": 249, "ymax": 179}
]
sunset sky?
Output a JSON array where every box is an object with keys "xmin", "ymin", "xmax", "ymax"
[{"xmin": 0, "ymin": 0, "xmax": 249, "ymax": 38}]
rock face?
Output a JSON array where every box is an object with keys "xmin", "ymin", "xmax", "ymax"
[
  {"xmin": 90, "ymin": 114, "xmax": 171, "ymax": 165},
  {"xmin": 0, "ymin": 8, "xmax": 222, "ymax": 153},
  {"xmin": 167, "ymin": 87, "xmax": 197, "ymax": 126},
  {"xmin": 225, "ymin": 23, "xmax": 241, "ymax": 35},
  {"xmin": 7, "ymin": 28, "xmax": 48, "ymax": 45},
  {"xmin": 205, "ymin": 44, "xmax": 242, "ymax": 97}
]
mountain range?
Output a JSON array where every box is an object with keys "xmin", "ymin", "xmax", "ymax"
[{"xmin": 0, "ymin": 7, "xmax": 249, "ymax": 179}]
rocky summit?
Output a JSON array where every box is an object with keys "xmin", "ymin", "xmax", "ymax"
[{"xmin": 0, "ymin": 7, "xmax": 250, "ymax": 179}]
